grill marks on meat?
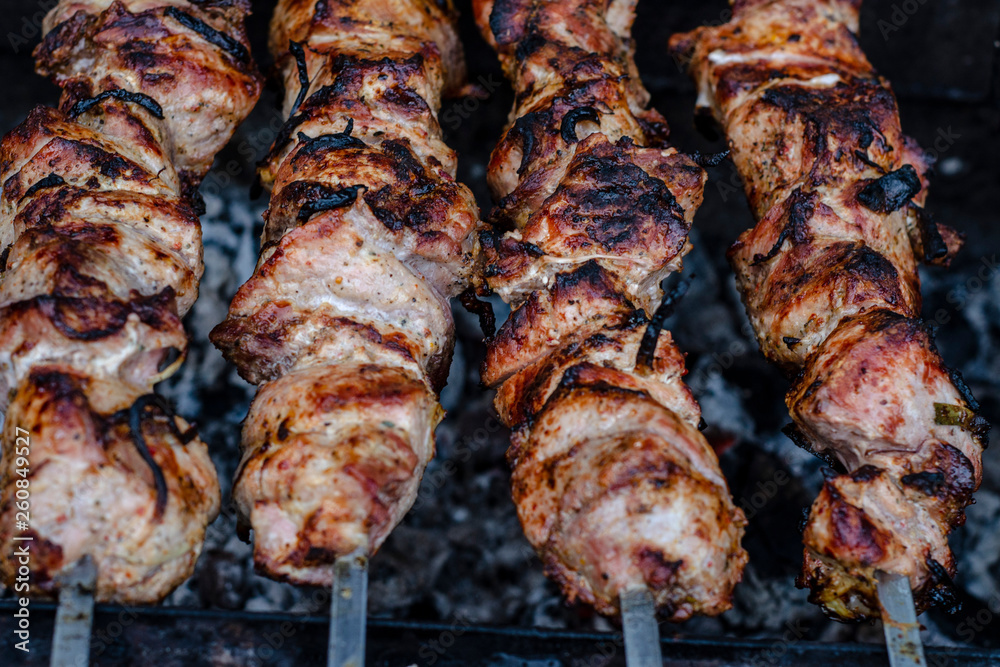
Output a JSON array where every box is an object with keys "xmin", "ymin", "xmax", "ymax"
[
  {"xmin": 473, "ymin": 0, "xmax": 747, "ymax": 619},
  {"xmin": 484, "ymin": 136, "xmax": 703, "ymax": 312},
  {"xmin": 210, "ymin": 0, "xmax": 479, "ymax": 585},
  {"xmin": 0, "ymin": 370, "xmax": 219, "ymax": 602},
  {"xmin": 0, "ymin": 1, "xmax": 261, "ymax": 603},
  {"xmin": 233, "ymin": 364, "xmax": 439, "ymax": 583},
  {"xmin": 789, "ymin": 312, "xmax": 982, "ymax": 617},
  {"xmin": 36, "ymin": 0, "xmax": 263, "ymax": 186},
  {"xmin": 671, "ymin": 0, "xmax": 983, "ymax": 620}
]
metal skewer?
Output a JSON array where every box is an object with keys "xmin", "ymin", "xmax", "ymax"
[
  {"xmin": 50, "ymin": 555, "xmax": 97, "ymax": 667},
  {"xmin": 877, "ymin": 571, "xmax": 927, "ymax": 667},
  {"xmin": 621, "ymin": 586, "xmax": 662, "ymax": 667},
  {"xmin": 328, "ymin": 548, "xmax": 368, "ymax": 667}
]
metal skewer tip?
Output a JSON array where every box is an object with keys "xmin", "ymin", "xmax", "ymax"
[
  {"xmin": 50, "ymin": 555, "xmax": 97, "ymax": 667},
  {"xmin": 621, "ymin": 586, "xmax": 662, "ymax": 667},
  {"xmin": 328, "ymin": 548, "xmax": 368, "ymax": 667},
  {"xmin": 876, "ymin": 570, "xmax": 927, "ymax": 667}
]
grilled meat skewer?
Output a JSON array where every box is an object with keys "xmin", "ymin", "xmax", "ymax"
[
  {"xmin": 472, "ymin": 0, "xmax": 748, "ymax": 619},
  {"xmin": 0, "ymin": 0, "xmax": 261, "ymax": 602},
  {"xmin": 211, "ymin": 0, "xmax": 479, "ymax": 585},
  {"xmin": 671, "ymin": 0, "xmax": 986, "ymax": 620}
]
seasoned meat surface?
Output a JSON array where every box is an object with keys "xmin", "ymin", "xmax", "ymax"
[
  {"xmin": 1, "ymin": 369, "xmax": 220, "ymax": 603},
  {"xmin": 671, "ymin": 0, "xmax": 984, "ymax": 620},
  {"xmin": 474, "ymin": 0, "xmax": 747, "ymax": 619},
  {"xmin": 211, "ymin": 0, "xmax": 479, "ymax": 585},
  {"xmin": 0, "ymin": 0, "xmax": 261, "ymax": 602},
  {"xmin": 36, "ymin": 0, "xmax": 262, "ymax": 193}
]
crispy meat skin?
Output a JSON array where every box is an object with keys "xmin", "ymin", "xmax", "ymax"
[
  {"xmin": 0, "ymin": 370, "xmax": 219, "ymax": 602},
  {"xmin": 474, "ymin": 0, "xmax": 747, "ymax": 619},
  {"xmin": 0, "ymin": 1, "xmax": 260, "ymax": 602},
  {"xmin": 210, "ymin": 0, "xmax": 479, "ymax": 585},
  {"xmin": 36, "ymin": 0, "xmax": 262, "ymax": 186},
  {"xmin": 671, "ymin": 0, "xmax": 983, "ymax": 619}
]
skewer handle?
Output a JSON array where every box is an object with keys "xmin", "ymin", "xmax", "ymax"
[
  {"xmin": 621, "ymin": 586, "xmax": 662, "ymax": 667},
  {"xmin": 876, "ymin": 570, "xmax": 927, "ymax": 667},
  {"xmin": 50, "ymin": 555, "xmax": 97, "ymax": 667},
  {"xmin": 328, "ymin": 549, "xmax": 368, "ymax": 667}
]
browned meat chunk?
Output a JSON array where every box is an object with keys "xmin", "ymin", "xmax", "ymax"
[
  {"xmin": 473, "ymin": 0, "xmax": 747, "ymax": 619},
  {"xmin": 211, "ymin": 0, "xmax": 480, "ymax": 584},
  {"xmin": 671, "ymin": 0, "xmax": 983, "ymax": 620},
  {"xmin": 0, "ymin": 0, "xmax": 261, "ymax": 602}
]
